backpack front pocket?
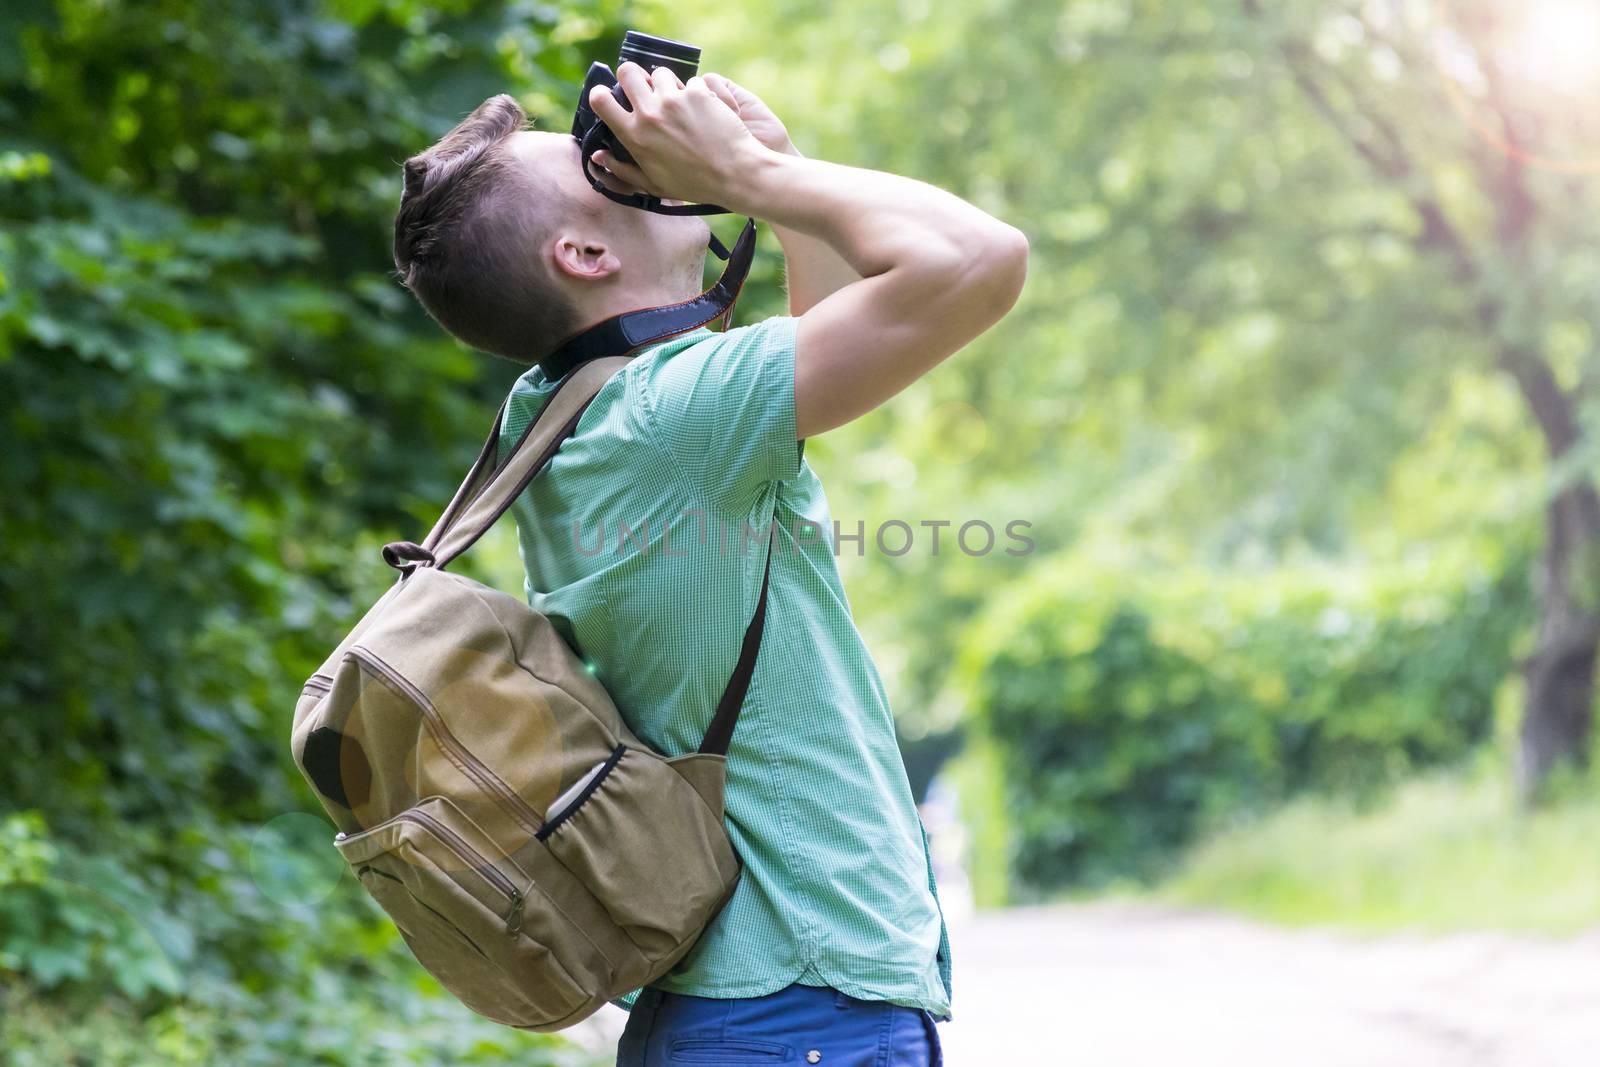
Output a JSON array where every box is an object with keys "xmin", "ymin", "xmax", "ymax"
[
  {"xmin": 540, "ymin": 748, "xmax": 742, "ymax": 964},
  {"xmin": 334, "ymin": 796, "xmax": 588, "ymax": 1029}
]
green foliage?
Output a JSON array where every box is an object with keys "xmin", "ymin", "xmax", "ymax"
[
  {"xmin": 959, "ymin": 548, "xmax": 1531, "ymax": 893},
  {"xmin": 0, "ymin": 815, "xmax": 181, "ymax": 1002},
  {"xmin": 670, "ymin": 0, "xmax": 1554, "ymax": 725},
  {"xmin": 0, "ymin": 812, "xmax": 602, "ymax": 1066},
  {"xmin": 0, "ymin": 0, "xmax": 632, "ymax": 1060}
]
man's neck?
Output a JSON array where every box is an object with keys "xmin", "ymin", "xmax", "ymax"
[{"xmin": 573, "ymin": 280, "xmax": 701, "ymax": 332}]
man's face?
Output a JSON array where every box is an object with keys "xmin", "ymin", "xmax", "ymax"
[{"xmin": 511, "ymin": 130, "xmax": 710, "ymax": 298}]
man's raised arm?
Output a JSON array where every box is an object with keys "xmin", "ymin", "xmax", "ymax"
[
  {"xmin": 591, "ymin": 62, "xmax": 1029, "ymax": 438},
  {"xmin": 731, "ymin": 148, "xmax": 1027, "ymax": 437}
]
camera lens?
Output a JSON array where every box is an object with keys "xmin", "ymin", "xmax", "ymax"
[{"xmin": 618, "ymin": 31, "xmax": 701, "ymax": 83}]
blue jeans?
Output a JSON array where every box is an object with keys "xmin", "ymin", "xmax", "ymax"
[{"xmin": 616, "ymin": 983, "xmax": 944, "ymax": 1067}]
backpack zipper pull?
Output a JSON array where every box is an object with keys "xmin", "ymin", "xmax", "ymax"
[{"xmin": 505, "ymin": 888, "xmax": 524, "ymax": 937}]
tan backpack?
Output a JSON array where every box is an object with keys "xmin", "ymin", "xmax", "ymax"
[{"xmin": 289, "ymin": 224, "xmax": 769, "ymax": 1032}]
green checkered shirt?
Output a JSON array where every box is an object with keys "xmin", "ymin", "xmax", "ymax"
[{"xmin": 497, "ymin": 315, "xmax": 952, "ymax": 1018}]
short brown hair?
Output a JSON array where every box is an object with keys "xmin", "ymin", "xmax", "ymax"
[{"xmin": 393, "ymin": 94, "xmax": 576, "ymax": 362}]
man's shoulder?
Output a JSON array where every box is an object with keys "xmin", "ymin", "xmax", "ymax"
[
  {"xmin": 627, "ymin": 315, "xmax": 798, "ymax": 380},
  {"xmin": 499, "ymin": 315, "xmax": 801, "ymax": 486},
  {"xmin": 628, "ymin": 315, "xmax": 799, "ymax": 418}
]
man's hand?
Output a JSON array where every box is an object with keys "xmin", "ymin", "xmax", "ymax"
[
  {"xmin": 701, "ymin": 74, "xmax": 796, "ymax": 156},
  {"xmin": 588, "ymin": 63, "xmax": 770, "ymax": 207},
  {"xmin": 598, "ymin": 62, "xmax": 1029, "ymax": 440},
  {"xmin": 695, "ymin": 73, "xmax": 862, "ymax": 315}
]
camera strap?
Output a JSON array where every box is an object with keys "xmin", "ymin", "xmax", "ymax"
[{"xmin": 536, "ymin": 216, "xmax": 757, "ymax": 382}]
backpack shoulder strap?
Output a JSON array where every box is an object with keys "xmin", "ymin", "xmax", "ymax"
[
  {"xmin": 381, "ymin": 356, "xmax": 628, "ymax": 575},
  {"xmin": 430, "ymin": 356, "xmax": 629, "ymax": 569},
  {"xmin": 416, "ymin": 394, "xmax": 511, "ymax": 554}
]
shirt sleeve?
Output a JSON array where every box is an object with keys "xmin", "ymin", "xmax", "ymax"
[{"xmin": 643, "ymin": 315, "xmax": 802, "ymax": 514}]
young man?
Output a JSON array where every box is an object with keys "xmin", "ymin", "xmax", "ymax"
[{"xmin": 393, "ymin": 62, "xmax": 1026, "ymax": 1066}]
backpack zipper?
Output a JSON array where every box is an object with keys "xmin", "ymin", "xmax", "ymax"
[
  {"xmin": 403, "ymin": 808, "xmax": 525, "ymax": 937},
  {"xmin": 347, "ymin": 645, "xmax": 545, "ymax": 836},
  {"xmin": 343, "ymin": 809, "xmax": 525, "ymax": 936}
]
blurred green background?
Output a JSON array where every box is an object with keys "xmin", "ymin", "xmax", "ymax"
[{"xmin": 4, "ymin": 0, "xmax": 1600, "ymax": 1062}]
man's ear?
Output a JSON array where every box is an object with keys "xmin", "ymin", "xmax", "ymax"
[{"xmin": 551, "ymin": 233, "xmax": 621, "ymax": 282}]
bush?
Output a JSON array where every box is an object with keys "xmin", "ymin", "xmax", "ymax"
[
  {"xmin": 0, "ymin": 807, "xmax": 608, "ymax": 1067},
  {"xmin": 960, "ymin": 550, "xmax": 1530, "ymax": 894},
  {"xmin": 0, "ymin": 2, "xmax": 633, "ymax": 1061}
]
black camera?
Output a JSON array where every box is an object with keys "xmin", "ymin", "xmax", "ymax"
[
  {"xmin": 572, "ymin": 31, "xmax": 702, "ymax": 167},
  {"xmin": 570, "ymin": 31, "xmax": 727, "ymax": 217},
  {"xmin": 557, "ymin": 30, "xmax": 753, "ymax": 332}
]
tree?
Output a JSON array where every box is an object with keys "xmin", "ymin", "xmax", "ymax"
[
  {"xmin": 1234, "ymin": 0, "xmax": 1600, "ymax": 797},
  {"xmin": 687, "ymin": 0, "xmax": 1593, "ymax": 801}
]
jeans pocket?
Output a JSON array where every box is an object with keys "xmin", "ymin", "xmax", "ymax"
[{"xmin": 668, "ymin": 1036, "xmax": 793, "ymax": 1063}]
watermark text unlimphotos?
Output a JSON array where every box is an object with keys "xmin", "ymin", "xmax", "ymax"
[{"xmin": 570, "ymin": 510, "xmax": 1035, "ymax": 559}]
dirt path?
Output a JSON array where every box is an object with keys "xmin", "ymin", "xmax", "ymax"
[
  {"xmin": 936, "ymin": 903, "xmax": 1600, "ymax": 1066},
  {"xmin": 571, "ymin": 902, "xmax": 1600, "ymax": 1065}
]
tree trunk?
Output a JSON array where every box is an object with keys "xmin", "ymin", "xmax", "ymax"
[
  {"xmin": 1517, "ymin": 480, "xmax": 1600, "ymax": 801},
  {"xmin": 1489, "ymin": 343, "xmax": 1600, "ymax": 800}
]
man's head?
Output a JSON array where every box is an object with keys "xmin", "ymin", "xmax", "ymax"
[{"xmin": 393, "ymin": 94, "xmax": 711, "ymax": 363}]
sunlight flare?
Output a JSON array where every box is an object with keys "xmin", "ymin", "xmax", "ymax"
[{"xmin": 1505, "ymin": 0, "xmax": 1600, "ymax": 91}]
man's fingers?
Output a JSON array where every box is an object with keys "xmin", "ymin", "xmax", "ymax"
[
  {"xmin": 615, "ymin": 61, "xmax": 657, "ymax": 114},
  {"xmin": 705, "ymin": 72, "xmax": 753, "ymax": 104},
  {"xmin": 701, "ymin": 73, "xmax": 741, "ymax": 112},
  {"xmin": 729, "ymin": 79, "xmax": 765, "ymax": 111},
  {"xmin": 589, "ymin": 82, "xmax": 631, "ymax": 132},
  {"xmin": 590, "ymin": 150, "xmax": 653, "ymax": 195},
  {"xmin": 585, "ymin": 153, "xmax": 634, "ymax": 195},
  {"xmin": 650, "ymin": 64, "xmax": 683, "ymax": 93}
]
